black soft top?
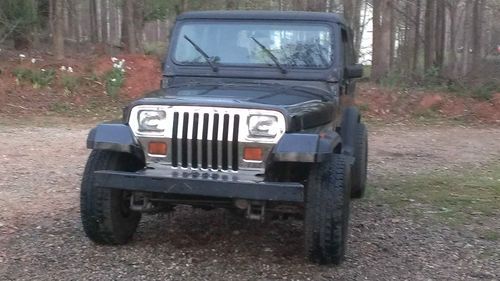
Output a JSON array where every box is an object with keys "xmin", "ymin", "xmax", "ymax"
[{"xmin": 177, "ymin": 10, "xmax": 346, "ymax": 25}]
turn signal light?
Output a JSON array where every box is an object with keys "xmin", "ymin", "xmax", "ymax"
[
  {"xmin": 243, "ymin": 147, "xmax": 263, "ymax": 161},
  {"xmin": 148, "ymin": 142, "xmax": 167, "ymax": 155}
]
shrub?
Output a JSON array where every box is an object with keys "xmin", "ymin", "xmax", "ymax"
[
  {"xmin": 104, "ymin": 58, "xmax": 126, "ymax": 97},
  {"xmin": 12, "ymin": 67, "xmax": 55, "ymax": 88},
  {"xmin": 144, "ymin": 42, "xmax": 167, "ymax": 58},
  {"xmin": 471, "ymin": 81, "xmax": 500, "ymax": 101},
  {"xmin": 61, "ymin": 75, "xmax": 80, "ymax": 93}
]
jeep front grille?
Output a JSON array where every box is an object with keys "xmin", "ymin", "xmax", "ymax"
[{"xmin": 171, "ymin": 111, "xmax": 240, "ymax": 171}]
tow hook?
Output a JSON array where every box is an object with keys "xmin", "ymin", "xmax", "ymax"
[
  {"xmin": 246, "ymin": 203, "xmax": 266, "ymax": 221},
  {"xmin": 130, "ymin": 193, "xmax": 154, "ymax": 212},
  {"xmin": 234, "ymin": 199, "xmax": 266, "ymax": 221}
]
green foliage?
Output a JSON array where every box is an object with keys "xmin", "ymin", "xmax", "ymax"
[
  {"xmin": 13, "ymin": 67, "xmax": 55, "ymax": 88},
  {"xmin": 143, "ymin": 42, "xmax": 167, "ymax": 57},
  {"xmin": 422, "ymin": 66, "xmax": 443, "ymax": 87},
  {"xmin": 379, "ymin": 71, "xmax": 409, "ymax": 88},
  {"xmin": 0, "ymin": 0, "xmax": 38, "ymax": 39},
  {"xmin": 61, "ymin": 75, "xmax": 80, "ymax": 93},
  {"xmin": 471, "ymin": 81, "xmax": 500, "ymax": 101},
  {"xmin": 143, "ymin": 0, "xmax": 171, "ymax": 22},
  {"xmin": 104, "ymin": 68, "xmax": 125, "ymax": 97},
  {"xmin": 445, "ymin": 79, "xmax": 500, "ymax": 101}
]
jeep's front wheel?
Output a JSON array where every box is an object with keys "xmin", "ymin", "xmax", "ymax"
[
  {"xmin": 304, "ymin": 154, "xmax": 351, "ymax": 265},
  {"xmin": 80, "ymin": 150, "xmax": 143, "ymax": 245}
]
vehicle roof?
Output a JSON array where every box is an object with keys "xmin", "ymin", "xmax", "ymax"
[{"xmin": 177, "ymin": 10, "xmax": 346, "ymax": 25}]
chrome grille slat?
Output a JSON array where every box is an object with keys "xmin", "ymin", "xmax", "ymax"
[
  {"xmin": 217, "ymin": 114, "xmax": 225, "ymax": 170},
  {"xmin": 196, "ymin": 113, "xmax": 204, "ymax": 168},
  {"xmin": 212, "ymin": 114, "xmax": 219, "ymax": 169},
  {"xmin": 171, "ymin": 112, "xmax": 179, "ymax": 167},
  {"xmin": 191, "ymin": 113, "xmax": 199, "ymax": 168},
  {"xmin": 169, "ymin": 109, "xmax": 240, "ymax": 172},
  {"xmin": 176, "ymin": 111, "xmax": 184, "ymax": 167},
  {"xmin": 201, "ymin": 113, "xmax": 209, "ymax": 169},
  {"xmin": 227, "ymin": 114, "xmax": 234, "ymax": 170}
]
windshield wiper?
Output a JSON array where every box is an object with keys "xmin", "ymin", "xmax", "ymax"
[
  {"xmin": 183, "ymin": 35, "xmax": 219, "ymax": 72},
  {"xmin": 251, "ymin": 37, "xmax": 287, "ymax": 74}
]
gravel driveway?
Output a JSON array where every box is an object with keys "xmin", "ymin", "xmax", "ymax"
[{"xmin": 0, "ymin": 123, "xmax": 499, "ymax": 280}]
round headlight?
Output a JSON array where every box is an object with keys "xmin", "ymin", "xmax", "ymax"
[
  {"xmin": 248, "ymin": 115, "xmax": 279, "ymax": 138},
  {"xmin": 138, "ymin": 110, "xmax": 166, "ymax": 132}
]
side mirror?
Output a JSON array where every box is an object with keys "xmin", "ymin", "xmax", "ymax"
[{"xmin": 345, "ymin": 64, "xmax": 364, "ymax": 79}]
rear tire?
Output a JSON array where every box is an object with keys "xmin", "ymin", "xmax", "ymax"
[
  {"xmin": 305, "ymin": 154, "xmax": 351, "ymax": 265},
  {"xmin": 351, "ymin": 123, "xmax": 368, "ymax": 199},
  {"xmin": 80, "ymin": 150, "xmax": 143, "ymax": 245}
]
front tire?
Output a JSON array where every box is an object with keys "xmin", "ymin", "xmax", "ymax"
[
  {"xmin": 305, "ymin": 154, "xmax": 351, "ymax": 265},
  {"xmin": 80, "ymin": 150, "xmax": 143, "ymax": 245}
]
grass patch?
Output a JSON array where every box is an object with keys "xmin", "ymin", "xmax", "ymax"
[{"xmin": 372, "ymin": 164, "xmax": 500, "ymax": 227}]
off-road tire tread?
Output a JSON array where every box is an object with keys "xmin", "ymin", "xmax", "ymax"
[
  {"xmin": 305, "ymin": 154, "xmax": 351, "ymax": 265},
  {"xmin": 80, "ymin": 150, "xmax": 141, "ymax": 245}
]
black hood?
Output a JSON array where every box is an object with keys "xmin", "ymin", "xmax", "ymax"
[{"xmin": 128, "ymin": 83, "xmax": 335, "ymax": 131}]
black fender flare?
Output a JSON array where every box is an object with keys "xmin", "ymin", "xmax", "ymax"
[
  {"xmin": 340, "ymin": 106, "xmax": 360, "ymax": 156},
  {"xmin": 271, "ymin": 130, "xmax": 341, "ymax": 163},
  {"xmin": 86, "ymin": 123, "xmax": 145, "ymax": 162}
]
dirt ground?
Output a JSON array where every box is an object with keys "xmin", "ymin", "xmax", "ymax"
[{"xmin": 0, "ymin": 122, "xmax": 499, "ymax": 280}]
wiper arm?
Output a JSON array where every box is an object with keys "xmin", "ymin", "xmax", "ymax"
[
  {"xmin": 251, "ymin": 37, "xmax": 287, "ymax": 74},
  {"xmin": 183, "ymin": 35, "xmax": 218, "ymax": 72}
]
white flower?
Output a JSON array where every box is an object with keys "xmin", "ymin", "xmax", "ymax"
[
  {"xmin": 41, "ymin": 69, "xmax": 46, "ymax": 72},
  {"xmin": 60, "ymin": 66, "xmax": 66, "ymax": 71},
  {"xmin": 121, "ymin": 68, "xmax": 125, "ymax": 73},
  {"xmin": 67, "ymin": 67, "xmax": 73, "ymax": 73},
  {"xmin": 111, "ymin": 57, "xmax": 118, "ymax": 63},
  {"xmin": 19, "ymin": 54, "xmax": 26, "ymax": 58},
  {"xmin": 110, "ymin": 78, "xmax": 117, "ymax": 82},
  {"xmin": 31, "ymin": 58, "xmax": 36, "ymax": 64}
]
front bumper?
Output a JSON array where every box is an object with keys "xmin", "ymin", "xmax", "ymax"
[{"xmin": 93, "ymin": 165, "xmax": 304, "ymax": 202}]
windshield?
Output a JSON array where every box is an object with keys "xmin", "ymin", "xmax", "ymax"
[{"xmin": 173, "ymin": 21, "xmax": 333, "ymax": 69}]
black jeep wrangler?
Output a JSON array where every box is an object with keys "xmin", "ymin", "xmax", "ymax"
[{"xmin": 81, "ymin": 11, "xmax": 367, "ymax": 265}]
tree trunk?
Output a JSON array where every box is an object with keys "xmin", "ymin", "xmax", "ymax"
[
  {"xmin": 292, "ymin": 0, "xmax": 306, "ymax": 10},
  {"xmin": 53, "ymin": 0, "xmax": 64, "ymax": 59},
  {"xmin": 412, "ymin": 0, "xmax": 421, "ymax": 72},
  {"xmin": 446, "ymin": 3, "xmax": 458, "ymax": 78},
  {"xmin": 389, "ymin": 2, "xmax": 396, "ymax": 68},
  {"xmin": 434, "ymin": 0, "xmax": 446, "ymax": 70},
  {"xmin": 424, "ymin": 0, "xmax": 436, "ymax": 71},
  {"xmin": 343, "ymin": 0, "xmax": 362, "ymax": 54},
  {"xmin": 471, "ymin": 0, "xmax": 484, "ymax": 71},
  {"xmin": 101, "ymin": 0, "xmax": 109, "ymax": 44},
  {"xmin": 133, "ymin": 0, "xmax": 145, "ymax": 52},
  {"xmin": 371, "ymin": 0, "xmax": 393, "ymax": 81},
  {"xmin": 89, "ymin": 0, "xmax": 98, "ymax": 43},
  {"xmin": 461, "ymin": 0, "xmax": 473, "ymax": 76},
  {"xmin": 307, "ymin": 0, "xmax": 327, "ymax": 12},
  {"xmin": 121, "ymin": 0, "xmax": 136, "ymax": 52},
  {"xmin": 175, "ymin": 0, "xmax": 188, "ymax": 15}
]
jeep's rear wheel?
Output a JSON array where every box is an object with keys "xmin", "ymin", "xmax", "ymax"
[
  {"xmin": 80, "ymin": 150, "xmax": 143, "ymax": 245},
  {"xmin": 351, "ymin": 123, "xmax": 368, "ymax": 198},
  {"xmin": 305, "ymin": 154, "xmax": 351, "ymax": 265}
]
